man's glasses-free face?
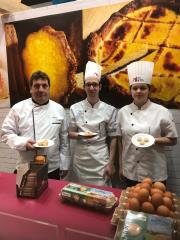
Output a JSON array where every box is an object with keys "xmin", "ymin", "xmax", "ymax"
[{"xmin": 32, "ymin": 84, "xmax": 49, "ymax": 89}]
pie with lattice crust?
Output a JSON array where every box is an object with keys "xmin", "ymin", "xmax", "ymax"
[{"xmin": 87, "ymin": 0, "xmax": 180, "ymax": 108}]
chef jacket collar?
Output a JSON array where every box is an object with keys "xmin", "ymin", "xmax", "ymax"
[
  {"xmin": 85, "ymin": 98, "xmax": 101, "ymax": 108},
  {"xmin": 32, "ymin": 98, "xmax": 49, "ymax": 106},
  {"xmin": 132, "ymin": 99, "xmax": 151, "ymax": 111}
]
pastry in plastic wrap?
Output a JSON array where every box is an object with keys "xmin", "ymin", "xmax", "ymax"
[
  {"xmin": 16, "ymin": 162, "xmax": 48, "ymax": 198},
  {"xmin": 60, "ymin": 183, "xmax": 117, "ymax": 211}
]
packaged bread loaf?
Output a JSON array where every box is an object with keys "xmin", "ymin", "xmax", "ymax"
[{"xmin": 60, "ymin": 183, "xmax": 117, "ymax": 211}]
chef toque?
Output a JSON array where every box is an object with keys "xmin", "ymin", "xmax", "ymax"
[
  {"xmin": 84, "ymin": 61, "xmax": 102, "ymax": 81},
  {"xmin": 127, "ymin": 61, "xmax": 154, "ymax": 86}
]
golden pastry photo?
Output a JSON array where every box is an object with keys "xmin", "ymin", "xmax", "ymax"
[
  {"xmin": 87, "ymin": 0, "xmax": 180, "ymax": 108},
  {"xmin": 22, "ymin": 25, "xmax": 77, "ymax": 103}
]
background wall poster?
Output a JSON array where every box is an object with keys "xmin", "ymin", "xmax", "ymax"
[
  {"xmin": 0, "ymin": 18, "xmax": 10, "ymax": 108},
  {"xmin": 1, "ymin": 0, "xmax": 180, "ymax": 109}
]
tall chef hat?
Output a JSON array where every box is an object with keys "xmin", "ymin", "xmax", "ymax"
[
  {"xmin": 127, "ymin": 61, "xmax": 154, "ymax": 86},
  {"xmin": 84, "ymin": 61, "xmax": 102, "ymax": 82}
]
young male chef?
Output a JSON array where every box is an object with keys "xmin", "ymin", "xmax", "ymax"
[
  {"xmin": 1, "ymin": 70, "xmax": 70, "ymax": 180},
  {"xmin": 68, "ymin": 61, "xmax": 117, "ymax": 186}
]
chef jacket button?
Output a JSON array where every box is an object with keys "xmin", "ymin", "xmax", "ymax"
[
  {"xmin": 132, "ymin": 124, "xmax": 134, "ymax": 126},
  {"xmin": 130, "ymin": 113, "xmax": 133, "ymax": 115},
  {"xmin": 85, "ymin": 110, "xmax": 87, "ymax": 112},
  {"xmin": 86, "ymin": 121, "xmax": 88, "ymax": 123}
]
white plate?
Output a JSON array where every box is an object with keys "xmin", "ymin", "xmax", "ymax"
[
  {"xmin": 78, "ymin": 132, "xmax": 98, "ymax": 137},
  {"xmin": 131, "ymin": 133, "xmax": 155, "ymax": 148},
  {"xmin": 33, "ymin": 139, "xmax": 54, "ymax": 148}
]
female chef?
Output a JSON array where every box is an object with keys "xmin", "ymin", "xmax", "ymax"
[
  {"xmin": 68, "ymin": 61, "xmax": 117, "ymax": 186},
  {"xmin": 117, "ymin": 61, "xmax": 178, "ymax": 188}
]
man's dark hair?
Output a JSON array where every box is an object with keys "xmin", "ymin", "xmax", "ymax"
[{"xmin": 29, "ymin": 71, "xmax": 50, "ymax": 87}]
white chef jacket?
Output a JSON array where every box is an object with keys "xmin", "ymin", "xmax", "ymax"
[
  {"xmin": 69, "ymin": 99, "xmax": 117, "ymax": 186},
  {"xmin": 1, "ymin": 98, "xmax": 70, "ymax": 172},
  {"xmin": 117, "ymin": 100, "xmax": 178, "ymax": 182}
]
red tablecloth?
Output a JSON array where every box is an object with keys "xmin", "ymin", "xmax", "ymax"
[{"xmin": 0, "ymin": 172, "xmax": 121, "ymax": 240}]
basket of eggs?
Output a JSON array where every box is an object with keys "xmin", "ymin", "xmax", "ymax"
[{"xmin": 111, "ymin": 178, "xmax": 180, "ymax": 226}]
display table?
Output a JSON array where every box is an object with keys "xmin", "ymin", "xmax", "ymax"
[{"xmin": 0, "ymin": 172, "xmax": 121, "ymax": 240}]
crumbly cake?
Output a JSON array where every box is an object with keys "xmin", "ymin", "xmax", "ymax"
[{"xmin": 22, "ymin": 25, "xmax": 77, "ymax": 102}]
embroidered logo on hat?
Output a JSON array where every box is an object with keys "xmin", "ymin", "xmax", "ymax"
[
  {"xmin": 127, "ymin": 61, "xmax": 154, "ymax": 86},
  {"xmin": 133, "ymin": 76, "xmax": 145, "ymax": 83}
]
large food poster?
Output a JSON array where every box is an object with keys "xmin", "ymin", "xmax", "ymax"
[
  {"xmin": 0, "ymin": 0, "xmax": 180, "ymax": 109},
  {"xmin": 0, "ymin": 18, "xmax": 9, "ymax": 108}
]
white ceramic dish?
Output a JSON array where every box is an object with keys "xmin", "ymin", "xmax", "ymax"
[
  {"xmin": 33, "ymin": 139, "xmax": 54, "ymax": 148},
  {"xmin": 78, "ymin": 132, "xmax": 98, "ymax": 137},
  {"xmin": 131, "ymin": 133, "xmax": 155, "ymax": 148}
]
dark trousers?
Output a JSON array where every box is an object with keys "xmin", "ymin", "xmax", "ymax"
[{"xmin": 48, "ymin": 169, "xmax": 60, "ymax": 180}]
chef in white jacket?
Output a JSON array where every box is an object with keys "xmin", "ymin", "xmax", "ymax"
[
  {"xmin": 1, "ymin": 71, "xmax": 70, "ymax": 180},
  {"xmin": 68, "ymin": 61, "xmax": 117, "ymax": 186},
  {"xmin": 117, "ymin": 61, "xmax": 178, "ymax": 187}
]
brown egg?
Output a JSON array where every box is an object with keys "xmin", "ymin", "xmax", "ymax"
[
  {"xmin": 169, "ymin": 211, "xmax": 176, "ymax": 219},
  {"xmin": 171, "ymin": 204, "xmax": 176, "ymax": 212},
  {"xmin": 127, "ymin": 187, "xmax": 133, "ymax": 192},
  {"xmin": 156, "ymin": 205, "xmax": 170, "ymax": 217},
  {"xmin": 138, "ymin": 188, "xmax": 149, "ymax": 203},
  {"xmin": 124, "ymin": 202, "xmax": 130, "ymax": 210},
  {"xmin": 128, "ymin": 197, "xmax": 140, "ymax": 211},
  {"xmin": 151, "ymin": 193, "xmax": 163, "ymax": 208},
  {"xmin": 153, "ymin": 182, "xmax": 166, "ymax": 192},
  {"xmin": 164, "ymin": 191, "xmax": 173, "ymax": 199},
  {"xmin": 136, "ymin": 183, "xmax": 142, "ymax": 188},
  {"xmin": 163, "ymin": 197, "xmax": 173, "ymax": 210},
  {"xmin": 128, "ymin": 191, "xmax": 135, "ymax": 198},
  {"xmin": 142, "ymin": 178, "xmax": 153, "ymax": 186},
  {"xmin": 131, "ymin": 191, "xmax": 139, "ymax": 199},
  {"xmin": 134, "ymin": 186, "xmax": 141, "ymax": 193},
  {"xmin": 130, "ymin": 186, "xmax": 135, "ymax": 191},
  {"xmin": 150, "ymin": 188, "xmax": 164, "ymax": 196},
  {"xmin": 141, "ymin": 201, "xmax": 155, "ymax": 214},
  {"xmin": 127, "ymin": 187, "xmax": 134, "ymax": 193},
  {"xmin": 141, "ymin": 182, "xmax": 151, "ymax": 191},
  {"xmin": 148, "ymin": 196, "xmax": 151, "ymax": 202}
]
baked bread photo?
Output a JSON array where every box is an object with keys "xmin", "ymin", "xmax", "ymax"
[
  {"xmin": 22, "ymin": 25, "xmax": 77, "ymax": 104},
  {"xmin": 0, "ymin": 68, "xmax": 9, "ymax": 100},
  {"xmin": 87, "ymin": 0, "xmax": 180, "ymax": 108},
  {"xmin": 4, "ymin": 10, "xmax": 83, "ymax": 107},
  {"xmin": 3, "ymin": 0, "xmax": 179, "ymax": 108},
  {"xmin": 4, "ymin": 24, "xmax": 29, "ymax": 105}
]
